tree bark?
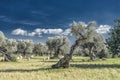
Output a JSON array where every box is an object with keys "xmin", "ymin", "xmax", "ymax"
[
  {"xmin": 3, "ymin": 54, "xmax": 11, "ymax": 61},
  {"xmin": 89, "ymin": 52, "xmax": 96, "ymax": 60},
  {"xmin": 3, "ymin": 53, "xmax": 16, "ymax": 61},
  {"xmin": 88, "ymin": 47, "xmax": 96, "ymax": 60},
  {"xmin": 87, "ymin": 42, "xmax": 96, "ymax": 60}
]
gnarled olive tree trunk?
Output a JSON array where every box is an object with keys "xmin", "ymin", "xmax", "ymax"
[
  {"xmin": 0, "ymin": 46, "xmax": 16, "ymax": 62},
  {"xmin": 52, "ymin": 38, "xmax": 80, "ymax": 68},
  {"xmin": 87, "ymin": 42, "xmax": 96, "ymax": 60},
  {"xmin": 3, "ymin": 53, "xmax": 14, "ymax": 61}
]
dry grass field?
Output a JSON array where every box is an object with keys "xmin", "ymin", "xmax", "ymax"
[{"xmin": 0, "ymin": 56, "xmax": 120, "ymax": 80}]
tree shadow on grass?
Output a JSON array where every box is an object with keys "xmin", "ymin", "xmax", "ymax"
[
  {"xmin": 70, "ymin": 64, "xmax": 120, "ymax": 69},
  {"xmin": 40, "ymin": 61, "xmax": 58, "ymax": 63},
  {"xmin": 1, "ymin": 64, "xmax": 120, "ymax": 73},
  {"xmin": 0, "ymin": 68, "xmax": 52, "ymax": 73}
]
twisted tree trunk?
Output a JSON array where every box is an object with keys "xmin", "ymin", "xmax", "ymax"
[
  {"xmin": 87, "ymin": 42, "xmax": 96, "ymax": 61},
  {"xmin": 3, "ymin": 53, "xmax": 12, "ymax": 61},
  {"xmin": 0, "ymin": 46, "xmax": 16, "ymax": 61},
  {"xmin": 52, "ymin": 38, "xmax": 80, "ymax": 68}
]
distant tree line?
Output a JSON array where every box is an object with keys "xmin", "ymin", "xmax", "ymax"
[{"xmin": 0, "ymin": 20, "xmax": 119, "ymax": 63}]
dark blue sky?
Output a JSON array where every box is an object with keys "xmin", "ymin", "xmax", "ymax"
[{"xmin": 0, "ymin": 0, "xmax": 120, "ymax": 43}]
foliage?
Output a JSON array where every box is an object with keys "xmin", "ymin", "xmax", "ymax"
[
  {"xmin": 71, "ymin": 21, "xmax": 106, "ymax": 60},
  {"xmin": 17, "ymin": 40, "xmax": 26, "ymax": 55},
  {"xmin": 0, "ymin": 31, "xmax": 6, "ymax": 46},
  {"xmin": 16, "ymin": 40, "xmax": 34, "ymax": 59},
  {"xmin": 0, "ymin": 31, "xmax": 18, "ymax": 61},
  {"xmin": 46, "ymin": 36, "xmax": 70, "ymax": 58},
  {"xmin": 3, "ymin": 39, "xmax": 18, "ymax": 54},
  {"xmin": 107, "ymin": 19, "xmax": 120, "ymax": 57},
  {"xmin": 24, "ymin": 40, "xmax": 34, "ymax": 54},
  {"xmin": 33, "ymin": 43, "xmax": 48, "ymax": 56}
]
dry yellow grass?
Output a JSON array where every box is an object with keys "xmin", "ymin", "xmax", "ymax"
[{"xmin": 0, "ymin": 56, "xmax": 120, "ymax": 80}]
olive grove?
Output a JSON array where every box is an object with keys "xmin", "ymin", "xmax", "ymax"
[{"xmin": 0, "ymin": 21, "xmax": 108, "ymax": 63}]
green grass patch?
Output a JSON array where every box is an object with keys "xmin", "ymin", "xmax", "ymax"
[{"xmin": 0, "ymin": 56, "xmax": 120, "ymax": 80}]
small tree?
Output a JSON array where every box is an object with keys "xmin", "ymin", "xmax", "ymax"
[
  {"xmin": 46, "ymin": 36, "xmax": 70, "ymax": 59},
  {"xmin": 107, "ymin": 19, "xmax": 120, "ymax": 57},
  {"xmin": 17, "ymin": 40, "xmax": 34, "ymax": 60},
  {"xmin": 17, "ymin": 40, "xmax": 26, "ymax": 57},
  {"xmin": 24, "ymin": 40, "xmax": 34, "ymax": 60},
  {"xmin": 52, "ymin": 21, "xmax": 105, "ymax": 68},
  {"xmin": 0, "ymin": 31, "xmax": 18, "ymax": 61},
  {"xmin": 2, "ymin": 39, "xmax": 18, "ymax": 61},
  {"xmin": 5, "ymin": 39, "xmax": 17, "ymax": 54},
  {"xmin": 33, "ymin": 43, "xmax": 48, "ymax": 56}
]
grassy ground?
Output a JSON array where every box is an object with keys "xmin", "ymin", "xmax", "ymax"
[{"xmin": 0, "ymin": 56, "xmax": 120, "ymax": 80}]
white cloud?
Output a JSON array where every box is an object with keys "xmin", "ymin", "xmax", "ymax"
[
  {"xmin": 47, "ymin": 29, "xmax": 63, "ymax": 34},
  {"xmin": 96, "ymin": 25, "xmax": 111, "ymax": 34},
  {"xmin": 12, "ymin": 28, "xmax": 64, "ymax": 37},
  {"xmin": 28, "ymin": 32, "xmax": 36, "ymax": 36},
  {"xmin": 17, "ymin": 39, "xmax": 33, "ymax": 42},
  {"xmin": 11, "ymin": 24, "xmax": 112, "ymax": 38},
  {"xmin": 34, "ymin": 28, "xmax": 63, "ymax": 34},
  {"xmin": 34, "ymin": 28, "xmax": 42, "ymax": 33},
  {"xmin": 41, "ymin": 29, "xmax": 48, "ymax": 33},
  {"xmin": 12, "ymin": 28, "xmax": 27, "ymax": 36},
  {"xmin": 62, "ymin": 28, "xmax": 71, "ymax": 36}
]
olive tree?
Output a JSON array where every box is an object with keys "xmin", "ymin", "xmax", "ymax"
[
  {"xmin": 33, "ymin": 42, "xmax": 48, "ymax": 56},
  {"xmin": 0, "ymin": 31, "xmax": 7, "ymax": 60},
  {"xmin": 0, "ymin": 31, "xmax": 18, "ymax": 61},
  {"xmin": 17, "ymin": 40, "xmax": 26, "ymax": 57},
  {"xmin": 46, "ymin": 36, "xmax": 70, "ymax": 59},
  {"xmin": 73, "ymin": 47, "xmax": 83, "ymax": 56},
  {"xmin": 17, "ymin": 40, "xmax": 34, "ymax": 60},
  {"xmin": 24, "ymin": 40, "xmax": 34, "ymax": 60},
  {"xmin": 5, "ymin": 39, "xmax": 17, "ymax": 54},
  {"xmin": 52, "ymin": 21, "xmax": 105, "ymax": 68},
  {"xmin": 2, "ymin": 39, "xmax": 18, "ymax": 61}
]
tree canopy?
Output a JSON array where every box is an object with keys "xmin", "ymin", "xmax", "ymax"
[
  {"xmin": 52, "ymin": 21, "xmax": 106, "ymax": 68},
  {"xmin": 107, "ymin": 19, "xmax": 120, "ymax": 57}
]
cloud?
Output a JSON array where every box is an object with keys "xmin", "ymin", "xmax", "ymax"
[
  {"xmin": 34, "ymin": 28, "xmax": 63, "ymax": 34},
  {"xmin": 18, "ymin": 21, "xmax": 41, "ymax": 25},
  {"xmin": 31, "ymin": 11, "xmax": 49, "ymax": 17},
  {"xmin": 0, "ymin": 15, "xmax": 6, "ymax": 18},
  {"xmin": 61, "ymin": 28, "xmax": 71, "ymax": 36},
  {"xmin": 96, "ymin": 25, "xmax": 111, "ymax": 34},
  {"xmin": 47, "ymin": 29, "xmax": 63, "ymax": 34},
  {"xmin": 11, "ymin": 28, "xmax": 64, "ymax": 37},
  {"xmin": 28, "ymin": 32, "xmax": 36, "ymax": 36},
  {"xmin": 17, "ymin": 39, "xmax": 33, "ymax": 42},
  {"xmin": 11, "ymin": 24, "xmax": 111, "ymax": 39},
  {"xmin": 0, "ymin": 15, "xmax": 41, "ymax": 26},
  {"xmin": 34, "ymin": 28, "xmax": 72, "ymax": 36},
  {"xmin": 12, "ymin": 28, "xmax": 27, "ymax": 36}
]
